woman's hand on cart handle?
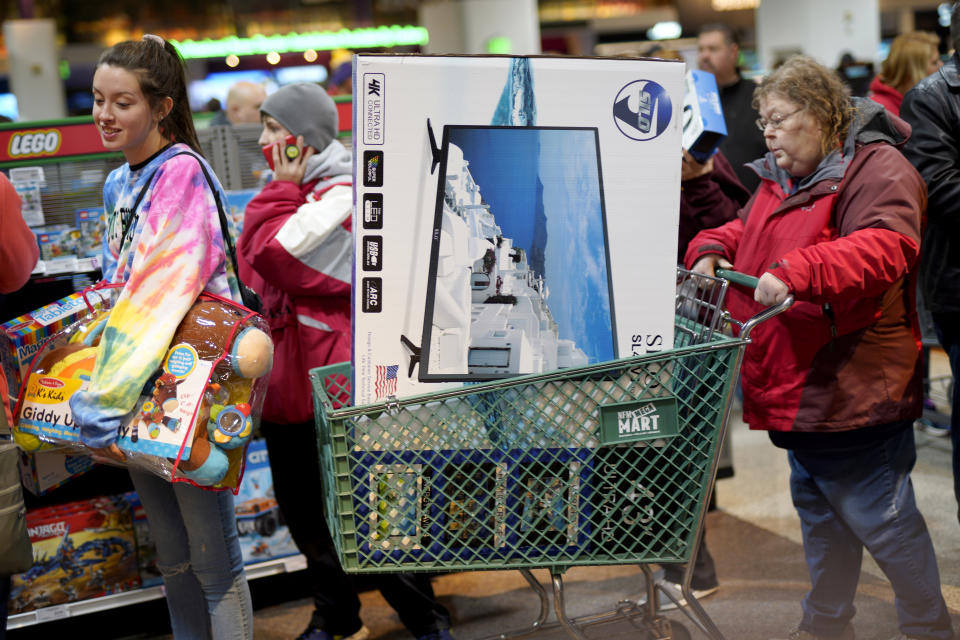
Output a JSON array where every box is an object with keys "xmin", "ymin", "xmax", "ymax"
[
  {"xmin": 713, "ymin": 268, "xmax": 790, "ymax": 306},
  {"xmin": 755, "ymin": 273, "xmax": 790, "ymax": 306},
  {"xmin": 692, "ymin": 254, "xmax": 733, "ymax": 277}
]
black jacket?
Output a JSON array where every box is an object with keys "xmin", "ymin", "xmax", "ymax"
[
  {"xmin": 901, "ymin": 55, "xmax": 960, "ymax": 313},
  {"xmin": 715, "ymin": 75, "xmax": 768, "ymax": 193}
]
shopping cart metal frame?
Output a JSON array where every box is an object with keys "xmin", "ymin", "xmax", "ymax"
[{"xmin": 310, "ymin": 269, "xmax": 791, "ymax": 640}]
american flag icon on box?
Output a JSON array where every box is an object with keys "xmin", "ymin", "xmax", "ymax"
[{"xmin": 375, "ymin": 364, "xmax": 399, "ymax": 397}]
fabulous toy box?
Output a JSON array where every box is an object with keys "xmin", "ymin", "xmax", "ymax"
[
  {"xmin": 351, "ymin": 55, "xmax": 684, "ymax": 405},
  {"xmin": 1, "ymin": 292, "xmax": 98, "ymax": 402}
]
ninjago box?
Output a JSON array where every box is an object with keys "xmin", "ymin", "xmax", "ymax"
[
  {"xmin": 351, "ymin": 54, "xmax": 684, "ymax": 405},
  {"xmin": 8, "ymin": 495, "xmax": 140, "ymax": 614}
]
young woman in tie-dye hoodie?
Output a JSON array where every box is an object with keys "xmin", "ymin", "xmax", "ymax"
[{"xmin": 68, "ymin": 36, "xmax": 253, "ymax": 640}]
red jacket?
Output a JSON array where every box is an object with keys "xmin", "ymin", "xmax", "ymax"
[
  {"xmin": 238, "ymin": 168, "xmax": 353, "ymax": 424},
  {"xmin": 868, "ymin": 75, "xmax": 904, "ymax": 115},
  {"xmin": 685, "ymin": 100, "xmax": 925, "ymax": 433}
]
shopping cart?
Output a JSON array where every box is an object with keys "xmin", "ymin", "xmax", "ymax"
[{"xmin": 310, "ymin": 268, "xmax": 791, "ymax": 640}]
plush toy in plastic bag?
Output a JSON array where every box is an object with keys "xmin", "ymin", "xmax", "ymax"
[{"xmin": 14, "ymin": 288, "xmax": 273, "ymax": 492}]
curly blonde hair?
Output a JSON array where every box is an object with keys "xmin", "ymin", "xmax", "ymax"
[
  {"xmin": 752, "ymin": 55, "xmax": 853, "ymax": 157},
  {"xmin": 880, "ymin": 31, "xmax": 940, "ymax": 95}
]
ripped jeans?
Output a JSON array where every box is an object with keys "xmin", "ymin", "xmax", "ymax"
[{"xmin": 130, "ymin": 468, "xmax": 253, "ymax": 640}]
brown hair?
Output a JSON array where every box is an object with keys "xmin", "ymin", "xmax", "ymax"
[
  {"xmin": 880, "ymin": 31, "xmax": 940, "ymax": 95},
  {"xmin": 97, "ymin": 37, "xmax": 202, "ymax": 155},
  {"xmin": 753, "ymin": 55, "xmax": 853, "ymax": 157}
]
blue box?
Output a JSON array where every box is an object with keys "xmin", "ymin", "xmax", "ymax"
[
  {"xmin": 681, "ymin": 69, "xmax": 727, "ymax": 163},
  {"xmin": 234, "ymin": 438, "xmax": 298, "ymax": 564}
]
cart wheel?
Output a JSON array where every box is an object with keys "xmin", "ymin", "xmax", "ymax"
[{"xmin": 651, "ymin": 620, "xmax": 691, "ymax": 640}]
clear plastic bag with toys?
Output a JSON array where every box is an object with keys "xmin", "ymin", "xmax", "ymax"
[{"xmin": 13, "ymin": 284, "xmax": 274, "ymax": 492}]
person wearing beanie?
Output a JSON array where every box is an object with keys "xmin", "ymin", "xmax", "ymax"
[{"xmin": 237, "ymin": 83, "xmax": 455, "ymax": 640}]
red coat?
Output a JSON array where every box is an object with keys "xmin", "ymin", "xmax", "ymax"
[
  {"xmin": 238, "ymin": 175, "xmax": 352, "ymax": 424},
  {"xmin": 685, "ymin": 101, "xmax": 925, "ymax": 433},
  {"xmin": 868, "ymin": 75, "xmax": 904, "ymax": 115}
]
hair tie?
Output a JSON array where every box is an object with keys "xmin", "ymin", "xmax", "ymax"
[{"xmin": 143, "ymin": 34, "xmax": 165, "ymax": 46}]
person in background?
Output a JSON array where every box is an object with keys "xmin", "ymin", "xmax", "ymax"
[
  {"xmin": 69, "ymin": 35, "xmax": 254, "ymax": 639},
  {"xmin": 869, "ymin": 31, "xmax": 941, "ymax": 115},
  {"xmin": 697, "ymin": 23, "xmax": 768, "ymax": 192},
  {"xmin": 0, "ymin": 169, "xmax": 39, "ymax": 638},
  {"xmin": 238, "ymin": 82, "xmax": 454, "ymax": 640},
  {"xmin": 687, "ymin": 54, "xmax": 952, "ymax": 640},
  {"xmin": 210, "ymin": 80, "xmax": 267, "ymax": 127},
  {"xmin": 642, "ymin": 148, "xmax": 750, "ymax": 612},
  {"xmin": 834, "ymin": 52, "xmax": 875, "ymax": 98},
  {"xmin": 901, "ymin": 1, "xmax": 960, "ymax": 526},
  {"xmin": 870, "ymin": 30, "xmax": 945, "ymax": 437}
]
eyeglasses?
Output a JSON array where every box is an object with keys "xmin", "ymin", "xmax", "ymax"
[{"xmin": 755, "ymin": 109, "xmax": 803, "ymax": 132}]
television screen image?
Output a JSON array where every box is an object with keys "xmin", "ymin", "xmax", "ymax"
[{"xmin": 418, "ymin": 124, "xmax": 613, "ymax": 382}]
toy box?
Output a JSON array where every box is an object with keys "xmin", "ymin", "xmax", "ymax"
[
  {"xmin": 74, "ymin": 208, "xmax": 105, "ymax": 258},
  {"xmin": 13, "ymin": 296, "xmax": 273, "ymax": 491},
  {"xmin": 34, "ymin": 224, "xmax": 82, "ymax": 261},
  {"xmin": 8, "ymin": 495, "xmax": 140, "ymax": 614},
  {"xmin": 681, "ymin": 69, "xmax": 727, "ymax": 163},
  {"xmin": 351, "ymin": 54, "xmax": 684, "ymax": 405},
  {"xmin": 122, "ymin": 491, "xmax": 162, "ymax": 587},
  {"xmin": 18, "ymin": 448, "xmax": 96, "ymax": 495},
  {"xmin": 1, "ymin": 291, "xmax": 100, "ymax": 402},
  {"xmin": 234, "ymin": 438, "xmax": 298, "ymax": 564}
]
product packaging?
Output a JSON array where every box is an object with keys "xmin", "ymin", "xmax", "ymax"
[
  {"xmin": 351, "ymin": 54, "xmax": 684, "ymax": 405},
  {"xmin": 234, "ymin": 438, "xmax": 298, "ymax": 563},
  {"xmin": 681, "ymin": 69, "xmax": 728, "ymax": 163},
  {"xmin": 13, "ymin": 289, "xmax": 274, "ymax": 492},
  {"xmin": 8, "ymin": 495, "xmax": 140, "ymax": 614}
]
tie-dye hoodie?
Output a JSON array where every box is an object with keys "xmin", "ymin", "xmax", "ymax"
[{"xmin": 70, "ymin": 142, "xmax": 241, "ymax": 449}]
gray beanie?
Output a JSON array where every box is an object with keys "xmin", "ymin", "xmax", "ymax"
[{"xmin": 260, "ymin": 82, "xmax": 338, "ymax": 152}]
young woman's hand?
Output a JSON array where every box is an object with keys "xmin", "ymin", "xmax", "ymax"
[
  {"xmin": 90, "ymin": 443, "xmax": 126, "ymax": 464},
  {"xmin": 271, "ymin": 135, "xmax": 316, "ymax": 184}
]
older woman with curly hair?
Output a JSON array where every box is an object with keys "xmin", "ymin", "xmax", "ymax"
[
  {"xmin": 869, "ymin": 31, "xmax": 942, "ymax": 114},
  {"xmin": 686, "ymin": 55, "xmax": 953, "ymax": 640}
]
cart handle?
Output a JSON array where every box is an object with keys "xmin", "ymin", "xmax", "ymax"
[{"xmin": 715, "ymin": 268, "xmax": 793, "ymax": 340}]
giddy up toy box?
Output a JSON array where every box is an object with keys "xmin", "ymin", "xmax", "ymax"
[
  {"xmin": 352, "ymin": 54, "xmax": 684, "ymax": 405},
  {"xmin": 681, "ymin": 69, "xmax": 727, "ymax": 163}
]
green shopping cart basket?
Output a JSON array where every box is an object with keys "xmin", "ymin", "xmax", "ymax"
[{"xmin": 309, "ymin": 268, "xmax": 790, "ymax": 640}]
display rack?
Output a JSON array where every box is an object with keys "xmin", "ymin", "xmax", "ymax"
[{"xmin": 6, "ymin": 553, "xmax": 307, "ymax": 630}]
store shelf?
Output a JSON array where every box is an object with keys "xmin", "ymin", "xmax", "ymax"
[
  {"xmin": 6, "ymin": 553, "xmax": 306, "ymax": 629},
  {"xmin": 30, "ymin": 256, "xmax": 101, "ymax": 278}
]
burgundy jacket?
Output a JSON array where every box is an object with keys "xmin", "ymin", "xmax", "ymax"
[
  {"xmin": 685, "ymin": 99, "xmax": 925, "ymax": 433},
  {"xmin": 678, "ymin": 151, "xmax": 751, "ymax": 261}
]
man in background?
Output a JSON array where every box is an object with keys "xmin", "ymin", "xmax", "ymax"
[
  {"xmin": 900, "ymin": 0, "xmax": 960, "ymax": 526},
  {"xmin": 697, "ymin": 23, "xmax": 767, "ymax": 191},
  {"xmin": 210, "ymin": 81, "xmax": 267, "ymax": 126}
]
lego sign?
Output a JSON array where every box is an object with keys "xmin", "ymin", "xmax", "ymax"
[
  {"xmin": 8, "ymin": 129, "xmax": 62, "ymax": 157},
  {"xmin": 0, "ymin": 121, "xmax": 110, "ymax": 163}
]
